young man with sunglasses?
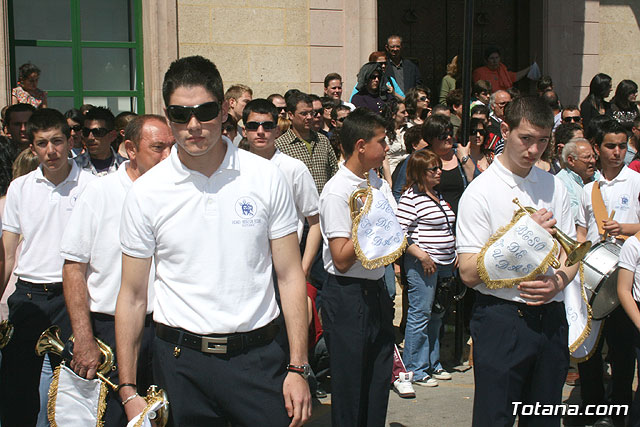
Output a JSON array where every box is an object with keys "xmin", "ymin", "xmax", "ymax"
[
  {"xmin": 115, "ymin": 56, "xmax": 311, "ymax": 426},
  {"xmin": 561, "ymin": 105, "xmax": 582, "ymax": 126},
  {"xmin": 75, "ymin": 107, "xmax": 126, "ymax": 176},
  {"xmin": 0, "ymin": 109, "xmax": 96, "ymax": 425},
  {"xmin": 276, "ymin": 91, "xmax": 339, "ymax": 195}
]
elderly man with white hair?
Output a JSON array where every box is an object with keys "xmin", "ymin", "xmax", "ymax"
[{"xmin": 555, "ymin": 137, "xmax": 598, "ymax": 220}]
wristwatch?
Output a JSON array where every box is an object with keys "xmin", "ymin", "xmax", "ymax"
[
  {"xmin": 460, "ymin": 155, "xmax": 470, "ymax": 165},
  {"xmin": 286, "ymin": 363, "xmax": 311, "ymax": 380}
]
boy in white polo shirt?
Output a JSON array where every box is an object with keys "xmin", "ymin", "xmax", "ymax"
[
  {"xmin": 60, "ymin": 115, "xmax": 173, "ymax": 427},
  {"xmin": 319, "ymin": 108, "xmax": 395, "ymax": 426},
  {"xmin": 115, "ymin": 56, "xmax": 311, "ymax": 426},
  {"xmin": 0, "ymin": 108, "xmax": 95, "ymax": 426},
  {"xmin": 574, "ymin": 119, "xmax": 640, "ymax": 425},
  {"xmin": 244, "ymin": 98, "xmax": 321, "ymax": 276}
]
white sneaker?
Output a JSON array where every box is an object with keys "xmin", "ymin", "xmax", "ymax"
[
  {"xmin": 432, "ymin": 369, "xmax": 452, "ymax": 380},
  {"xmin": 393, "ymin": 372, "xmax": 416, "ymax": 398},
  {"xmin": 413, "ymin": 375, "xmax": 438, "ymax": 387}
]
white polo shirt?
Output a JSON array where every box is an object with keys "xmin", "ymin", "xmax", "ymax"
[
  {"xmin": 618, "ymin": 235, "xmax": 640, "ymax": 303},
  {"xmin": 2, "ymin": 160, "xmax": 95, "ymax": 283},
  {"xmin": 271, "ymin": 149, "xmax": 319, "ymax": 242},
  {"xmin": 456, "ymin": 156, "xmax": 574, "ymax": 303},
  {"xmin": 576, "ymin": 166, "xmax": 640, "ymax": 244},
  {"xmin": 60, "ymin": 162, "xmax": 154, "ymax": 316},
  {"xmin": 319, "ymin": 164, "xmax": 397, "ymax": 280},
  {"xmin": 120, "ymin": 140, "xmax": 298, "ymax": 335}
]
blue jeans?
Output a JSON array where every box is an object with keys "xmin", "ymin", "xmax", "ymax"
[
  {"xmin": 36, "ymin": 355, "xmax": 52, "ymax": 427},
  {"xmin": 403, "ymin": 255, "xmax": 454, "ymax": 380}
]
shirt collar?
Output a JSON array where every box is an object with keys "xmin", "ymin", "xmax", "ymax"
[
  {"xmin": 118, "ymin": 160, "xmax": 134, "ymax": 191},
  {"xmin": 597, "ymin": 165, "xmax": 631, "ymax": 186},
  {"xmin": 339, "ymin": 164, "xmax": 381, "ymax": 188},
  {"xmin": 171, "ymin": 136, "xmax": 239, "ymax": 182},
  {"xmin": 34, "ymin": 159, "xmax": 81, "ymax": 186},
  {"xmin": 492, "ymin": 155, "xmax": 539, "ymax": 188},
  {"xmin": 560, "ymin": 167, "xmax": 584, "ymax": 186}
]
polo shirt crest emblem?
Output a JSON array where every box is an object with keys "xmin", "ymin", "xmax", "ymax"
[{"xmin": 236, "ymin": 197, "xmax": 257, "ymax": 218}]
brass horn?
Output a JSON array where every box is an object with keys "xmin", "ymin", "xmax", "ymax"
[
  {"xmin": 513, "ymin": 198, "xmax": 591, "ymax": 267},
  {"xmin": 35, "ymin": 325, "xmax": 118, "ymax": 389},
  {"xmin": 349, "ymin": 188, "xmax": 369, "ymax": 220},
  {"xmin": 36, "ymin": 325, "xmax": 170, "ymax": 426},
  {"xmin": 0, "ymin": 320, "xmax": 14, "ymax": 349}
]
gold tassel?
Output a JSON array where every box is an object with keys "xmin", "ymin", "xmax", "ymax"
[
  {"xmin": 96, "ymin": 381, "xmax": 108, "ymax": 427},
  {"xmin": 47, "ymin": 365, "xmax": 61, "ymax": 427},
  {"xmin": 571, "ymin": 262, "xmax": 603, "ymax": 362},
  {"xmin": 133, "ymin": 396, "xmax": 165, "ymax": 427}
]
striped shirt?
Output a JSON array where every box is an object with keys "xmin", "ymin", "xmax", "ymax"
[{"xmin": 397, "ymin": 186, "xmax": 457, "ymax": 264}]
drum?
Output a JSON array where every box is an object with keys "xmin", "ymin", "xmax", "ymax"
[{"xmin": 581, "ymin": 241, "xmax": 621, "ymax": 320}]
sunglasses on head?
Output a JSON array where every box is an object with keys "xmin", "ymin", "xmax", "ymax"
[
  {"xmin": 563, "ymin": 116, "xmax": 581, "ymax": 123},
  {"xmin": 244, "ymin": 121, "xmax": 277, "ymax": 131},
  {"xmin": 166, "ymin": 101, "xmax": 220, "ymax": 124},
  {"xmin": 82, "ymin": 127, "xmax": 111, "ymax": 138}
]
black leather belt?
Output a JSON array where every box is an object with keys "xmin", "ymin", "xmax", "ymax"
[
  {"xmin": 17, "ymin": 279, "xmax": 63, "ymax": 293},
  {"xmin": 156, "ymin": 321, "xmax": 279, "ymax": 355}
]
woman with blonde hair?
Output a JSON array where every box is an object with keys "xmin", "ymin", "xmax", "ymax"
[
  {"xmin": 12, "ymin": 148, "xmax": 39, "ymax": 179},
  {"xmin": 439, "ymin": 55, "xmax": 461, "ymax": 104}
]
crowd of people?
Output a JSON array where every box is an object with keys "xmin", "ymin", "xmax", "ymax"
[{"xmin": 0, "ymin": 33, "xmax": 639, "ymax": 427}]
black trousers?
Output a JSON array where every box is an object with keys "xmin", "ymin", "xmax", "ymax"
[
  {"xmin": 577, "ymin": 306, "xmax": 635, "ymax": 412},
  {"xmin": 153, "ymin": 326, "xmax": 291, "ymax": 426},
  {"xmin": 321, "ymin": 273, "xmax": 394, "ymax": 427},
  {"xmin": 91, "ymin": 312, "xmax": 155, "ymax": 427},
  {"xmin": 470, "ymin": 293, "xmax": 569, "ymax": 427},
  {"xmin": 0, "ymin": 280, "xmax": 71, "ymax": 427}
]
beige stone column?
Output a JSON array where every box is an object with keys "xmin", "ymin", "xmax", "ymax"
[{"xmin": 142, "ymin": 0, "xmax": 178, "ymax": 114}]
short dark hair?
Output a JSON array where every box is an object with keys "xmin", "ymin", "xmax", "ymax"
[
  {"xmin": 124, "ymin": 114, "xmax": 167, "ymax": 149},
  {"xmin": 483, "ymin": 45, "xmax": 501, "ymax": 60},
  {"xmin": 18, "ymin": 63, "xmax": 40, "ymax": 82},
  {"xmin": 594, "ymin": 119, "xmax": 627, "ymax": 147},
  {"xmin": 223, "ymin": 115, "xmax": 237, "ymax": 132},
  {"xmin": 324, "ymin": 73, "xmax": 342, "ymax": 88},
  {"xmin": 243, "ymin": 98, "xmax": 278, "ymax": 123},
  {"xmin": 445, "ymin": 89, "xmax": 463, "ymax": 108},
  {"xmin": 331, "ymin": 104, "xmax": 351, "ymax": 120},
  {"xmin": 308, "ymin": 94, "xmax": 321, "ymax": 104},
  {"xmin": 504, "ymin": 96, "xmax": 554, "ymax": 131},
  {"xmin": 284, "ymin": 89, "xmax": 302, "ymax": 104},
  {"xmin": 432, "ymin": 104, "xmax": 451, "ymax": 116},
  {"xmin": 321, "ymin": 96, "xmax": 340, "ymax": 111},
  {"xmin": 286, "ymin": 92, "xmax": 313, "ymax": 113},
  {"xmin": 26, "ymin": 108, "xmax": 70, "ymax": 143},
  {"xmin": 5, "ymin": 103, "xmax": 36, "ymax": 126},
  {"xmin": 562, "ymin": 105, "xmax": 580, "ymax": 113},
  {"xmin": 404, "ymin": 125, "xmax": 423, "ymax": 154},
  {"xmin": 421, "ymin": 114, "xmax": 451, "ymax": 142},
  {"xmin": 84, "ymin": 106, "xmax": 116, "ymax": 130},
  {"xmin": 470, "ymin": 104, "xmax": 490, "ymax": 118},
  {"xmin": 554, "ymin": 123, "xmax": 583, "ymax": 147},
  {"xmin": 585, "ymin": 114, "xmax": 611, "ymax": 142},
  {"xmin": 162, "ymin": 55, "xmax": 224, "ymax": 106},
  {"xmin": 340, "ymin": 108, "xmax": 386, "ymax": 157}
]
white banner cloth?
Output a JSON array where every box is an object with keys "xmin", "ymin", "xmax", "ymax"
[{"xmin": 49, "ymin": 364, "xmax": 106, "ymax": 426}]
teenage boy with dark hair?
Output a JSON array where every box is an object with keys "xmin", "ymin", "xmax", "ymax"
[
  {"xmin": 457, "ymin": 96, "xmax": 578, "ymax": 426},
  {"xmin": 319, "ymin": 107, "xmax": 395, "ymax": 426},
  {"xmin": 3, "ymin": 102, "xmax": 36, "ymax": 156},
  {"xmin": 0, "ymin": 108, "xmax": 95, "ymax": 425},
  {"xmin": 115, "ymin": 55, "xmax": 311, "ymax": 426},
  {"xmin": 75, "ymin": 106, "xmax": 125, "ymax": 175}
]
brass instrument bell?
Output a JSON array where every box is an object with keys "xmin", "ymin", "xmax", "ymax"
[{"xmin": 0, "ymin": 320, "xmax": 14, "ymax": 349}]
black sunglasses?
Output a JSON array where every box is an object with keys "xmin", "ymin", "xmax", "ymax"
[
  {"xmin": 166, "ymin": 101, "xmax": 220, "ymax": 124},
  {"xmin": 437, "ymin": 131, "xmax": 453, "ymax": 140},
  {"xmin": 472, "ymin": 128, "xmax": 487, "ymax": 137},
  {"xmin": 427, "ymin": 166, "xmax": 442, "ymax": 173},
  {"xmin": 70, "ymin": 125, "xmax": 82, "ymax": 132},
  {"xmin": 245, "ymin": 121, "xmax": 277, "ymax": 131},
  {"xmin": 563, "ymin": 116, "xmax": 581, "ymax": 123},
  {"xmin": 313, "ymin": 108, "xmax": 323, "ymax": 117},
  {"xmin": 82, "ymin": 127, "xmax": 111, "ymax": 138},
  {"xmin": 276, "ymin": 106, "xmax": 286, "ymax": 113},
  {"xmin": 337, "ymin": 116, "xmax": 347, "ymax": 123}
]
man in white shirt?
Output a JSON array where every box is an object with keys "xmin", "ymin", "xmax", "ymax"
[
  {"xmin": 115, "ymin": 55, "xmax": 311, "ymax": 426},
  {"xmin": 244, "ymin": 99, "xmax": 321, "ymax": 276},
  {"xmin": 60, "ymin": 115, "xmax": 173, "ymax": 427},
  {"xmin": 574, "ymin": 119, "xmax": 640, "ymax": 426},
  {"xmin": 0, "ymin": 108, "xmax": 95, "ymax": 425},
  {"xmin": 457, "ymin": 96, "xmax": 578, "ymax": 426}
]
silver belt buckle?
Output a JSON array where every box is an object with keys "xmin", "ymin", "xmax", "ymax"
[{"xmin": 200, "ymin": 336, "xmax": 228, "ymax": 354}]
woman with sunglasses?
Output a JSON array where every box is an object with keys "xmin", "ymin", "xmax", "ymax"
[
  {"xmin": 580, "ymin": 73, "xmax": 613, "ymax": 129},
  {"xmin": 422, "ymin": 114, "xmax": 472, "ymax": 214},
  {"xmin": 351, "ymin": 62, "xmax": 392, "ymax": 115},
  {"xmin": 405, "ymin": 87, "xmax": 431, "ymax": 126},
  {"xmin": 611, "ymin": 79, "xmax": 639, "ymax": 133},
  {"xmin": 464, "ymin": 118, "xmax": 493, "ymax": 177},
  {"xmin": 64, "ymin": 108, "xmax": 85, "ymax": 156},
  {"xmin": 397, "ymin": 149, "xmax": 457, "ymax": 387}
]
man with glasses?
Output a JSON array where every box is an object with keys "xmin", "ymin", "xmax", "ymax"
[
  {"xmin": 276, "ymin": 92, "xmax": 338, "ymax": 195},
  {"xmin": 115, "ymin": 56, "xmax": 311, "ymax": 426},
  {"xmin": 488, "ymin": 90, "xmax": 512, "ymax": 155},
  {"xmin": 561, "ymin": 105, "xmax": 582, "ymax": 126},
  {"xmin": 384, "ymin": 34, "xmax": 422, "ymax": 94},
  {"xmin": 75, "ymin": 107, "xmax": 125, "ymax": 176},
  {"xmin": 267, "ymin": 93, "xmax": 288, "ymax": 119},
  {"xmin": 556, "ymin": 138, "xmax": 597, "ymax": 219}
]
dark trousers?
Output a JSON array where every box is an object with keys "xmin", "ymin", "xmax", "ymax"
[
  {"xmin": 321, "ymin": 273, "xmax": 394, "ymax": 427},
  {"xmin": 153, "ymin": 328, "xmax": 291, "ymax": 426},
  {"xmin": 631, "ymin": 304, "xmax": 640, "ymax": 427},
  {"xmin": 578, "ymin": 307, "xmax": 636, "ymax": 419},
  {"xmin": 91, "ymin": 312, "xmax": 155, "ymax": 427},
  {"xmin": 470, "ymin": 294, "xmax": 569, "ymax": 427},
  {"xmin": 0, "ymin": 280, "xmax": 71, "ymax": 427}
]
